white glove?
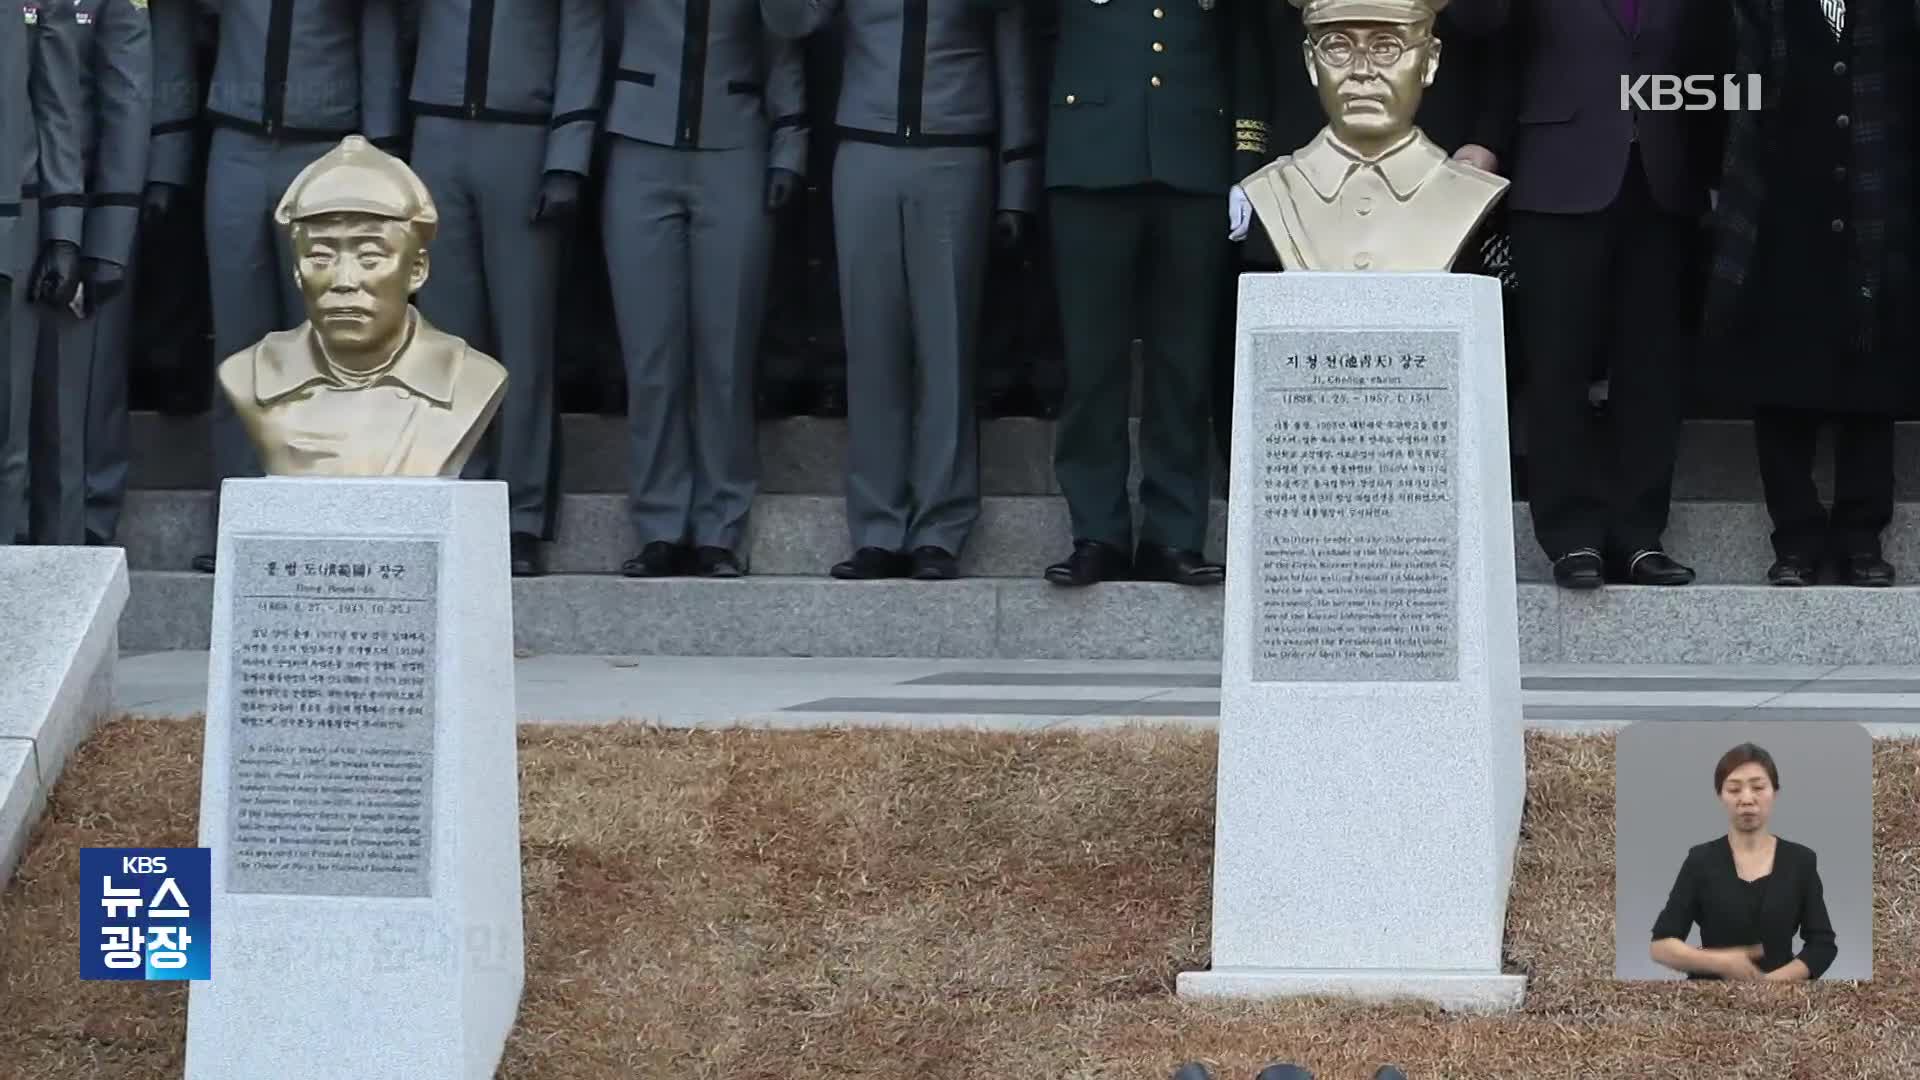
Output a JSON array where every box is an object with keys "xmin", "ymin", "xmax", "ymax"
[{"xmin": 1228, "ymin": 184, "xmax": 1251, "ymax": 242}]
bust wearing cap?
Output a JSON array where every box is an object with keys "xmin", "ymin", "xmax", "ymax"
[
  {"xmin": 216, "ymin": 136, "xmax": 509, "ymax": 477},
  {"xmin": 1237, "ymin": 0, "xmax": 1507, "ymax": 271}
]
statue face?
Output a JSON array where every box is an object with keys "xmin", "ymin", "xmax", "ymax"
[
  {"xmin": 1303, "ymin": 21, "xmax": 1439, "ymax": 147},
  {"xmin": 292, "ymin": 213, "xmax": 430, "ymax": 362}
]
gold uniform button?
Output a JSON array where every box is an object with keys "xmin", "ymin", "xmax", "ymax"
[
  {"xmin": 1151, "ymin": 76, "xmax": 1162, "ymax": 87},
  {"xmin": 1065, "ymin": 93, "xmax": 1077, "ymax": 104},
  {"xmin": 1152, "ymin": 41, "xmax": 1164, "ymax": 52},
  {"xmin": 1153, "ymin": 6, "xmax": 1164, "ymax": 16}
]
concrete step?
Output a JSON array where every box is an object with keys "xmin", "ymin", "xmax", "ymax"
[
  {"xmin": 119, "ymin": 571, "xmax": 1920, "ymax": 665},
  {"xmin": 116, "ymin": 489, "xmax": 1920, "ymax": 585}
]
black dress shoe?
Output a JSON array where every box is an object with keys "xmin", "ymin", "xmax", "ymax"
[
  {"xmin": 1551, "ymin": 548, "xmax": 1603, "ymax": 590},
  {"xmin": 693, "ymin": 546, "xmax": 743, "ymax": 578},
  {"xmin": 832, "ymin": 546, "xmax": 907, "ymax": 579},
  {"xmin": 1373, "ymin": 1068, "xmax": 1410, "ymax": 1080},
  {"xmin": 510, "ymin": 532, "xmax": 547, "ymax": 578},
  {"xmin": 1618, "ymin": 548, "xmax": 1694, "ymax": 586},
  {"xmin": 1171, "ymin": 1065, "xmax": 1214, "ymax": 1080},
  {"xmin": 1256, "ymin": 1065, "xmax": 1314, "ymax": 1080},
  {"xmin": 1767, "ymin": 555, "xmax": 1818, "ymax": 587},
  {"xmin": 621, "ymin": 540, "xmax": 688, "ymax": 578},
  {"xmin": 909, "ymin": 546, "xmax": 959, "ymax": 580},
  {"xmin": 1043, "ymin": 539, "xmax": 1131, "ymax": 587},
  {"xmin": 191, "ymin": 552, "xmax": 216, "ymax": 574},
  {"xmin": 1843, "ymin": 553, "xmax": 1895, "ymax": 587},
  {"xmin": 1134, "ymin": 543, "xmax": 1225, "ymax": 586}
]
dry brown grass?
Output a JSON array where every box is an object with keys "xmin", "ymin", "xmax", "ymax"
[{"xmin": 1, "ymin": 718, "xmax": 1916, "ymax": 1080}]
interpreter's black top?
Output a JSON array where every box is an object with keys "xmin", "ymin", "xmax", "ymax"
[{"xmin": 1651, "ymin": 835, "xmax": 1838, "ymax": 980}]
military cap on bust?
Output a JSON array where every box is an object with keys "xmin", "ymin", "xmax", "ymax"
[
  {"xmin": 1291, "ymin": 0, "xmax": 1448, "ymax": 25},
  {"xmin": 273, "ymin": 135, "xmax": 439, "ymax": 243}
]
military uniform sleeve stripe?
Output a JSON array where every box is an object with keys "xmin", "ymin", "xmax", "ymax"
[
  {"xmin": 1002, "ymin": 144, "xmax": 1040, "ymax": 163},
  {"xmin": 88, "ymin": 193, "xmax": 143, "ymax": 208},
  {"xmin": 152, "ymin": 118, "xmax": 197, "ymax": 136},
  {"xmin": 42, "ymin": 194, "xmax": 89, "ymax": 209},
  {"xmin": 550, "ymin": 108, "xmax": 600, "ymax": 128},
  {"xmin": 771, "ymin": 112, "xmax": 806, "ymax": 130}
]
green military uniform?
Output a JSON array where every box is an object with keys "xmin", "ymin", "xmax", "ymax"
[{"xmin": 1041, "ymin": 0, "xmax": 1267, "ymax": 581}]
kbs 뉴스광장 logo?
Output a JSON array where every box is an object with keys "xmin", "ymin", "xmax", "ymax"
[{"xmin": 79, "ymin": 848, "xmax": 210, "ymax": 980}]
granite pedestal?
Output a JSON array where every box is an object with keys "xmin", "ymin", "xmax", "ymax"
[
  {"xmin": 1177, "ymin": 272, "xmax": 1527, "ymax": 1010},
  {"xmin": 185, "ymin": 478, "xmax": 524, "ymax": 1079},
  {"xmin": 0, "ymin": 548, "xmax": 128, "ymax": 889}
]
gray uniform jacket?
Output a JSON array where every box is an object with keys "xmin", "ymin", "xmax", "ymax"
[
  {"xmin": 148, "ymin": 0, "xmax": 200, "ymax": 187},
  {"xmin": 12, "ymin": 2, "xmax": 88, "ymax": 251},
  {"xmin": 199, "ymin": 0, "xmax": 403, "ymax": 143},
  {"xmin": 770, "ymin": 0, "xmax": 1038, "ymax": 213},
  {"xmin": 407, "ymin": 0, "xmax": 607, "ymax": 177},
  {"xmin": 66, "ymin": 0, "xmax": 153, "ymax": 269},
  {"xmin": 605, "ymin": 0, "xmax": 809, "ymax": 176}
]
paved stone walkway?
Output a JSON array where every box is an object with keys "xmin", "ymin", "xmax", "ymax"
[{"xmin": 116, "ymin": 652, "xmax": 1920, "ymax": 736}]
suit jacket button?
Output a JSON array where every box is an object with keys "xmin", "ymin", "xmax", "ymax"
[
  {"xmin": 1832, "ymin": 219, "xmax": 1845, "ymax": 232},
  {"xmin": 1150, "ymin": 76, "xmax": 1162, "ymax": 87},
  {"xmin": 1836, "ymin": 113, "xmax": 1850, "ymax": 128},
  {"xmin": 1065, "ymin": 93, "xmax": 1077, "ymax": 104}
]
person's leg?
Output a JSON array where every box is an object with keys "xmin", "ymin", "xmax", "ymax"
[
  {"xmin": 1134, "ymin": 188, "xmax": 1227, "ymax": 583},
  {"xmin": 898, "ymin": 145, "xmax": 993, "ymax": 572},
  {"xmin": 1046, "ymin": 187, "xmax": 1146, "ymax": 584},
  {"xmin": 1507, "ymin": 206, "xmax": 1614, "ymax": 586},
  {"xmin": 1, "ymin": 199, "xmax": 42, "ymax": 539},
  {"xmin": 474, "ymin": 121, "xmax": 565, "ymax": 554},
  {"xmin": 684, "ymin": 144, "xmax": 772, "ymax": 569},
  {"xmin": 1751, "ymin": 406, "xmax": 1827, "ymax": 585},
  {"xmin": 1600, "ymin": 147, "xmax": 1693, "ymax": 584},
  {"xmin": 83, "ymin": 255, "xmax": 137, "ymax": 542},
  {"xmin": 602, "ymin": 137, "xmax": 694, "ymax": 567},
  {"xmin": 831, "ymin": 141, "xmax": 914, "ymax": 569},
  {"xmin": 27, "ymin": 302, "xmax": 89, "ymax": 544},
  {"xmin": 1828, "ymin": 410, "xmax": 1896, "ymax": 586}
]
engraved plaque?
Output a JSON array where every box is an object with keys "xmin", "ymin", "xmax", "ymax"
[
  {"xmin": 1245, "ymin": 328, "xmax": 1460, "ymax": 682},
  {"xmin": 225, "ymin": 536, "xmax": 439, "ymax": 897}
]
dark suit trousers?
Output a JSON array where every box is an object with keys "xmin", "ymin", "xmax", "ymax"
[
  {"xmin": 1049, "ymin": 186, "xmax": 1224, "ymax": 552},
  {"xmin": 1753, "ymin": 409, "xmax": 1895, "ymax": 560},
  {"xmin": 1508, "ymin": 147, "xmax": 1690, "ymax": 558}
]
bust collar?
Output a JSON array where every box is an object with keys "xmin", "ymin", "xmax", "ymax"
[
  {"xmin": 253, "ymin": 307, "xmax": 461, "ymax": 408},
  {"xmin": 1292, "ymin": 128, "xmax": 1448, "ymax": 202}
]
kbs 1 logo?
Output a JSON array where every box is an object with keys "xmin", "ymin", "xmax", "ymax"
[
  {"xmin": 80, "ymin": 848, "xmax": 211, "ymax": 981},
  {"xmin": 1620, "ymin": 73, "xmax": 1763, "ymax": 112}
]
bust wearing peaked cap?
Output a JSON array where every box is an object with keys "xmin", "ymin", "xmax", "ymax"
[
  {"xmin": 1237, "ymin": 0, "xmax": 1507, "ymax": 271},
  {"xmin": 216, "ymin": 136, "xmax": 509, "ymax": 478}
]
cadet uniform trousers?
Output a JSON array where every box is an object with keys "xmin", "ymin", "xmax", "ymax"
[
  {"xmin": 27, "ymin": 288, "xmax": 90, "ymax": 544},
  {"xmin": 2, "ymin": 197, "xmax": 39, "ymax": 541},
  {"xmin": 203, "ymin": 127, "xmax": 339, "ymax": 491},
  {"xmin": 1048, "ymin": 186, "xmax": 1224, "ymax": 553},
  {"xmin": 410, "ymin": 116, "xmax": 562, "ymax": 540},
  {"xmin": 82, "ymin": 254, "xmax": 135, "ymax": 541},
  {"xmin": 833, "ymin": 139, "xmax": 991, "ymax": 556},
  {"xmin": 602, "ymin": 135, "xmax": 769, "ymax": 554}
]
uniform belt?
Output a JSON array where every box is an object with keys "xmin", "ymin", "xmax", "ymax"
[
  {"xmin": 88, "ymin": 192, "xmax": 142, "ymax": 208},
  {"xmin": 615, "ymin": 69, "xmax": 760, "ymax": 96},
  {"xmin": 410, "ymin": 99, "xmax": 547, "ymax": 126},
  {"xmin": 834, "ymin": 125, "xmax": 993, "ymax": 149},
  {"xmin": 207, "ymin": 109, "xmax": 355, "ymax": 142}
]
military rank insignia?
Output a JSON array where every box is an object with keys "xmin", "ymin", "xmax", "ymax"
[
  {"xmin": 22, "ymin": 3, "xmax": 38, "ymax": 26},
  {"xmin": 130, "ymin": 0, "xmax": 145, "ymax": 9}
]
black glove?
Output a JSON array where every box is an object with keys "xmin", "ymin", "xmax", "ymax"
[
  {"xmin": 531, "ymin": 170, "xmax": 585, "ymax": 225},
  {"xmin": 29, "ymin": 239, "xmax": 82, "ymax": 308},
  {"xmin": 82, "ymin": 257, "xmax": 129, "ymax": 308},
  {"xmin": 142, "ymin": 181, "xmax": 181, "ymax": 225},
  {"xmin": 993, "ymin": 210, "xmax": 1028, "ymax": 251},
  {"xmin": 766, "ymin": 168, "xmax": 800, "ymax": 211}
]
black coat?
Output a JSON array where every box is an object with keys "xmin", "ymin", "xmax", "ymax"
[{"xmin": 1652, "ymin": 835, "xmax": 1839, "ymax": 980}]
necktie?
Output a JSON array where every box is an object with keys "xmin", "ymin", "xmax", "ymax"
[{"xmin": 1619, "ymin": 0, "xmax": 1638, "ymax": 30}]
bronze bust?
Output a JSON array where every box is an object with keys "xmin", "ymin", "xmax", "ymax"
[
  {"xmin": 1239, "ymin": 0, "xmax": 1509, "ymax": 271},
  {"xmin": 216, "ymin": 136, "xmax": 508, "ymax": 477}
]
